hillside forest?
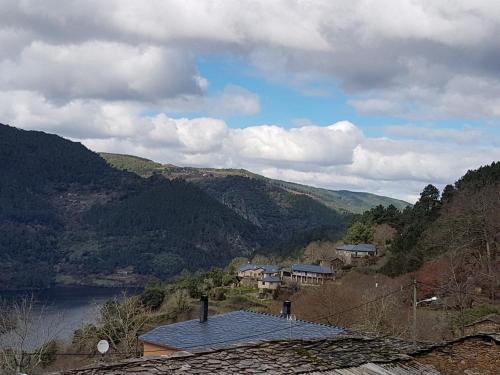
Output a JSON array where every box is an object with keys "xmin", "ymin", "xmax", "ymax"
[{"xmin": 2, "ymin": 123, "xmax": 399, "ymax": 290}]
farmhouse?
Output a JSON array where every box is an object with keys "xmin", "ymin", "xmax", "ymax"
[
  {"xmin": 336, "ymin": 243, "xmax": 377, "ymax": 265},
  {"xmin": 257, "ymin": 275, "xmax": 281, "ymax": 290},
  {"xmin": 290, "ymin": 264, "xmax": 335, "ymax": 284},
  {"xmin": 237, "ymin": 264, "xmax": 279, "ymax": 280}
]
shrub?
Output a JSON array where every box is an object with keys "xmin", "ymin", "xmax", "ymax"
[{"xmin": 140, "ymin": 288, "xmax": 165, "ymax": 310}]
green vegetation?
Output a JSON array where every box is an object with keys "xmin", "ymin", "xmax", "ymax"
[
  {"xmin": 100, "ymin": 153, "xmax": 163, "ymax": 177},
  {"xmin": 343, "ymin": 161, "xmax": 500, "ymax": 282},
  {"xmin": 99, "ymin": 152, "xmax": 409, "ymax": 214},
  {"xmin": 0, "ymin": 124, "xmax": 352, "ymax": 289},
  {"xmin": 459, "ymin": 305, "xmax": 499, "ymax": 326}
]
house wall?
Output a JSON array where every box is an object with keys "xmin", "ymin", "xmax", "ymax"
[
  {"xmin": 258, "ymin": 280, "xmax": 280, "ymax": 290},
  {"xmin": 238, "ymin": 269, "xmax": 264, "ymax": 279},
  {"xmin": 142, "ymin": 342, "xmax": 182, "ymax": 357},
  {"xmin": 337, "ymin": 250, "xmax": 374, "ymax": 265},
  {"xmin": 416, "ymin": 337, "xmax": 499, "ymax": 375}
]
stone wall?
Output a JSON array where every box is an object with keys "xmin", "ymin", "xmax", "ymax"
[
  {"xmin": 464, "ymin": 321, "xmax": 500, "ymax": 336},
  {"xmin": 416, "ymin": 337, "xmax": 500, "ymax": 375}
]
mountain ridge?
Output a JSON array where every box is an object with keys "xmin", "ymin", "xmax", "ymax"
[
  {"xmin": 100, "ymin": 152, "xmax": 409, "ymax": 214},
  {"xmin": 0, "ymin": 123, "xmax": 351, "ymax": 289}
]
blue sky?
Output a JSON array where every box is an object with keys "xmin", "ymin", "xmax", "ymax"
[
  {"xmin": 196, "ymin": 56, "xmax": 494, "ymax": 140},
  {"xmin": 1, "ymin": 1, "xmax": 500, "ymax": 201}
]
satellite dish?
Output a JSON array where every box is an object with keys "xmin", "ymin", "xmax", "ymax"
[{"xmin": 97, "ymin": 339, "xmax": 109, "ymax": 354}]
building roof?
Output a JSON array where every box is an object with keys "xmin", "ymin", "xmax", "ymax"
[
  {"xmin": 58, "ymin": 335, "xmax": 439, "ymax": 375},
  {"xmin": 464, "ymin": 313, "xmax": 500, "ymax": 327},
  {"xmin": 261, "ymin": 275, "xmax": 281, "ymax": 283},
  {"xmin": 238, "ymin": 263, "xmax": 279, "ymax": 273},
  {"xmin": 292, "ymin": 264, "xmax": 334, "ymax": 274},
  {"xmin": 139, "ymin": 310, "xmax": 344, "ymax": 353},
  {"xmin": 336, "ymin": 243, "xmax": 376, "ymax": 253}
]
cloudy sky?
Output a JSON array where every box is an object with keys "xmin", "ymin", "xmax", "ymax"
[{"xmin": 1, "ymin": 0, "xmax": 500, "ymax": 202}]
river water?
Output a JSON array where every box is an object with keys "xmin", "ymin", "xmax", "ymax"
[{"xmin": 0, "ymin": 286, "xmax": 141, "ymax": 350}]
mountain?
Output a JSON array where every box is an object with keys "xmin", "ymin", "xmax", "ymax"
[
  {"xmin": 0, "ymin": 124, "xmax": 354, "ymax": 289},
  {"xmin": 100, "ymin": 153, "xmax": 409, "ymax": 213}
]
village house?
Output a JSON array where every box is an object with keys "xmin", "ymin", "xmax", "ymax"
[
  {"xmin": 336, "ymin": 243, "xmax": 377, "ymax": 265},
  {"xmin": 290, "ymin": 264, "xmax": 335, "ymax": 284},
  {"xmin": 138, "ymin": 299, "xmax": 344, "ymax": 357},
  {"xmin": 237, "ymin": 263, "xmax": 279, "ymax": 281},
  {"xmin": 257, "ymin": 274, "xmax": 281, "ymax": 290}
]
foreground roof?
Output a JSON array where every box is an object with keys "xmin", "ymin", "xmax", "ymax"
[
  {"xmin": 465, "ymin": 313, "xmax": 500, "ymax": 327},
  {"xmin": 139, "ymin": 310, "xmax": 344, "ymax": 352},
  {"xmin": 336, "ymin": 243, "xmax": 376, "ymax": 252},
  {"xmin": 292, "ymin": 264, "xmax": 334, "ymax": 274},
  {"xmin": 238, "ymin": 264, "xmax": 279, "ymax": 273},
  {"xmin": 58, "ymin": 335, "xmax": 435, "ymax": 375}
]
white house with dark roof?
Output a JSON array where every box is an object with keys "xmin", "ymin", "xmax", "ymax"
[
  {"xmin": 336, "ymin": 243, "xmax": 377, "ymax": 265},
  {"xmin": 139, "ymin": 299, "xmax": 344, "ymax": 357},
  {"xmin": 290, "ymin": 264, "xmax": 335, "ymax": 284}
]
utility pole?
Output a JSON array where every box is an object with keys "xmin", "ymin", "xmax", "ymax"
[{"xmin": 412, "ymin": 279, "xmax": 417, "ymax": 348}]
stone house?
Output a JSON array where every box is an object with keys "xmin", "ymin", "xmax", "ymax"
[
  {"xmin": 237, "ymin": 264, "xmax": 279, "ymax": 281},
  {"xmin": 257, "ymin": 275, "xmax": 281, "ymax": 290},
  {"xmin": 336, "ymin": 243, "xmax": 376, "ymax": 265}
]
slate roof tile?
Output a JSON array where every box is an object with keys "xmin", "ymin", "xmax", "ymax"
[{"xmin": 139, "ymin": 310, "xmax": 344, "ymax": 352}]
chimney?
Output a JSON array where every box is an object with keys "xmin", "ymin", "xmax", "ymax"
[
  {"xmin": 199, "ymin": 296, "xmax": 208, "ymax": 323},
  {"xmin": 282, "ymin": 300, "xmax": 291, "ymax": 318}
]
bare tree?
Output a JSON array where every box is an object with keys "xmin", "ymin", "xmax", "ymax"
[
  {"xmin": 291, "ymin": 272, "xmax": 411, "ymax": 337},
  {"xmin": 98, "ymin": 295, "xmax": 150, "ymax": 358},
  {"xmin": 439, "ymin": 248, "xmax": 476, "ymax": 336},
  {"xmin": 0, "ymin": 295, "xmax": 60, "ymax": 374}
]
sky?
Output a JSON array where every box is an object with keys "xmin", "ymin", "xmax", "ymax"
[{"xmin": 1, "ymin": 1, "xmax": 500, "ymax": 202}]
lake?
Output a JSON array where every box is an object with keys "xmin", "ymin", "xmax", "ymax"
[{"xmin": 0, "ymin": 286, "xmax": 141, "ymax": 349}]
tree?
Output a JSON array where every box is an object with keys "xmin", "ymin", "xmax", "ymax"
[
  {"xmin": 343, "ymin": 221, "xmax": 374, "ymax": 244},
  {"xmin": 441, "ymin": 184, "xmax": 455, "ymax": 204},
  {"xmin": 439, "ymin": 248, "xmax": 476, "ymax": 336},
  {"xmin": 140, "ymin": 287, "xmax": 165, "ymax": 310},
  {"xmin": 414, "ymin": 184, "xmax": 440, "ymax": 216},
  {"xmin": 0, "ymin": 295, "xmax": 61, "ymax": 375},
  {"xmin": 96, "ymin": 295, "xmax": 149, "ymax": 358}
]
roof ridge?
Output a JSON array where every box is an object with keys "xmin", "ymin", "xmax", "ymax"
[{"xmin": 243, "ymin": 309, "xmax": 344, "ymax": 330}]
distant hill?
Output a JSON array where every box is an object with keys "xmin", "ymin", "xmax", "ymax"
[
  {"xmin": 100, "ymin": 153, "xmax": 409, "ymax": 214},
  {"xmin": 0, "ymin": 124, "xmax": 351, "ymax": 289}
]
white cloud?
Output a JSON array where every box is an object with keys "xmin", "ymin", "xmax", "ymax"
[
  {"xmin": 0, "ymin": 41, "xmax": 204, "ymax": 102},
  {"xmin": 1, "ymin": 1, "xmax": 500, "ymax": 201},
  {"xmin": 384, "ymin": 125, "xmax": 483, "ymax": 144},
  {"xmin": 2, "ymin": 92, "xmax": 499, "ymax": 202},
  {"xmin": 3, "ymin": 1, "xmax": 500, "ymax": 117},
  {"xmin": 229, "ymin": 121, "xmax": 361, "ymax": 166},
  {"xmin": 208, "ymin": 85, "xmax": 260, "ymax": 116}
]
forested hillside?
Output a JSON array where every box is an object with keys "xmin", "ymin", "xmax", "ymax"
[
  {"xmin": 0, "ymin": 124, "xmax": 350, "ymax": 289},
  {"xmin": 101, "ymin": 153, "xmax": 409, "ymax": 213},
  {"xmin": 343, "ymin": 162, "xmax": 499, "ymax": 300}
]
